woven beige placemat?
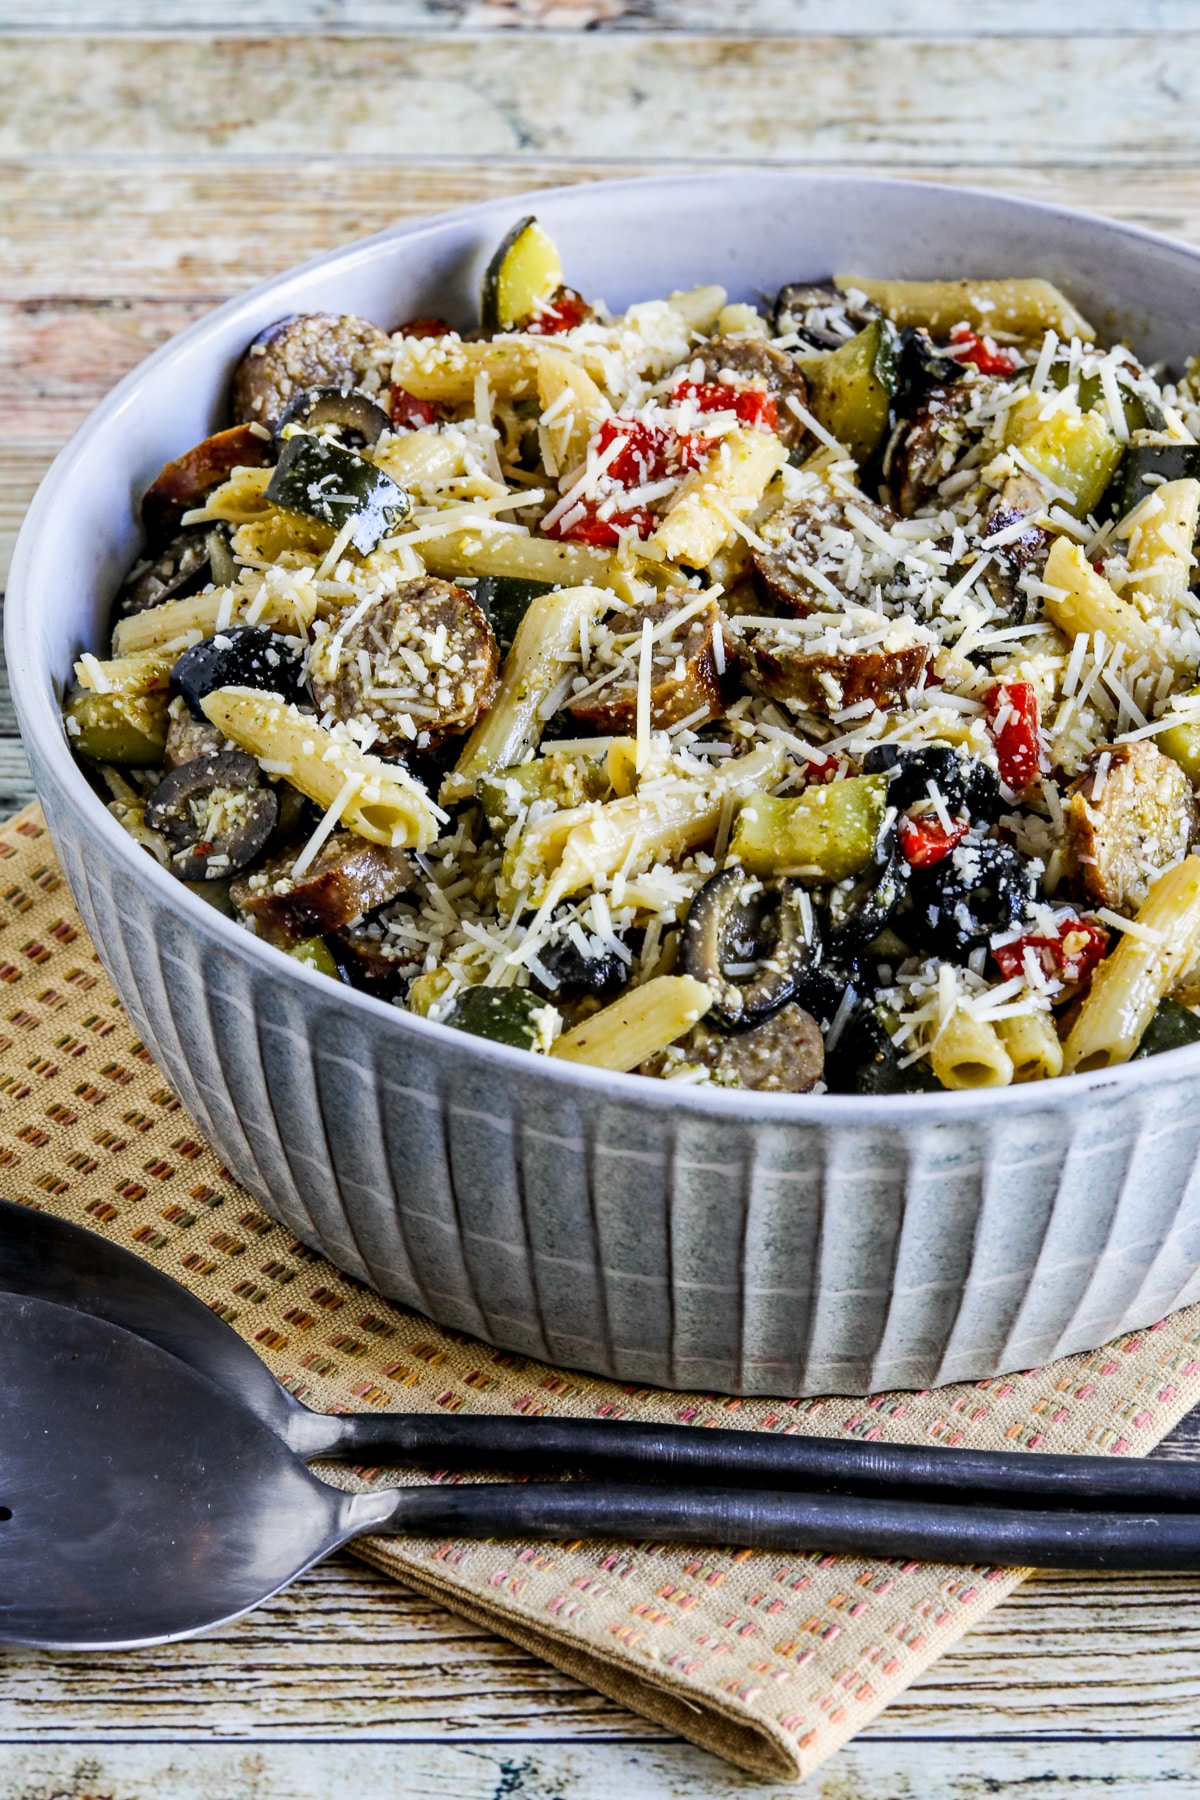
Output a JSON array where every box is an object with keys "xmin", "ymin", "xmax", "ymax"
[{"xmin": 2, "ymin": 801, "xmax": 1200, "ymax": 1780}]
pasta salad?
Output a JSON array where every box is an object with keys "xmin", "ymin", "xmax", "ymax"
[{"xmin": 64, "ymin": 217, "xmax": 1200, "ymax": 1093}]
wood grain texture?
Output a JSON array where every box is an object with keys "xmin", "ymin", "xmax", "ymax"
[{"xmin": 1, "ymin": 35, "xmax": 1199, "ymax": 166}]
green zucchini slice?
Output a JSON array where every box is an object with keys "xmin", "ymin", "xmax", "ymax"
[
  {"xmin": 481, "ymin": 217, "xmax": 563, "ymax": 333},
  {"xmin": 1132, "ymin": 997, "xmax": 1200, "ymax": 1059},
  {"xmin": 824, "ymin": 1002, "xmax": 944, "ymax": 1095},
  {"xmin": 266, "ymin": 435, "xmax": 410, "ymax": 555},
  {"xmin": 1107, "ymin": 443, "xmax": 1200, "ymax": 523},
  {"xmin": 802, "ymin": 317, "xmax": 900, "ymax": 464},
  {"xmin": 443, "ymin": 985, "xmax": 551, "ymax": 1049},
  {"xmin": 64, "ymin": 686, "xmax": 168, "ymax": 766},
  {"xmin": 472, "ymin": 574, "xmax": 557, "ymax": 655}
]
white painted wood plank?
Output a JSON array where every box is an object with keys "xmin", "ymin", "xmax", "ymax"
[
  {"xmin": 0, "ymin": 35, "xmax": 1198, "ymax": 166},
  {"xmin": 1, "ymin": 1736, "xmax": 1197, "ymax": 1797},
  {"xmin": 1, "ymin": 3, "xmax": 1197, "ymax": 34}
]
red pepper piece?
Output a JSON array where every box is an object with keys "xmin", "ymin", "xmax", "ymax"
[
  {"xmin": 396, "ymin": 317, "xmax": 453, "ymax": 339},
  {"xmin": 523, "ymin": 286, "xmax": 591, "ymax": 336},
  {"xmin": 549, "ymin": 503, "xmax": 657, "ymax": 547},
  {"xmin": 947, "ymin": 324, "xmax": 1022, "ymax": 377},
  {"xmin": 992, "ymin": 917, "xmax": 1109, "ymax": 986},
  {"xmin": 593, "ymin": 416, "xmax": 706, "ymax": 486},
  {"xmin": 898, "ymin": 812, "xmax": 969, "ymax": 869},
  {"xmin": 672, "ymin": 380, "xmax": 779, "ymax": 432},
  {"xmin": 802, "ymin": 752, "xmax": 839, "ymax": 785},
  {"xmin": 388, "ymin": 384, "xmax": 440, "ymax": 429},
  {"xmin": 986, "ymin": 680, "xmax": 1041, "ymax": 793}
]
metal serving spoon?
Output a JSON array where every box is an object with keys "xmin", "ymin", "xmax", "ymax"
[
  {"xmin": 11, "ymin": 1288, "xmax": 1200, "ymax": 1651},
  {"xmin": 4, "ymin": 1198, "xmax": 1200, "ymax": 1513}
]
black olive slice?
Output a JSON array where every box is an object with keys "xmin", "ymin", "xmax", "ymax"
[
  {"xmin": 772, "ymin": 281, "xmax": 880, "ymax": 347},
  {"xmin": 908, "ymin": 838, "xmax": 1034, "ymax": 960},
  {"xmin": 862, "ymin": 744, "xmax": 1001, "ymax": 823},
  {"xmin": 145, "ymin": 751, "xmax": 278, "ymax": 881},
  {"xmin": 533, "ymin": 934, "xmax": 629, "ymax": 1001},
  {"xmin": 116, "ymin": 525, "xmax": 217, "ymax": 620},
  {"xmin": 681, "ymin": 870, "xmax": 820, "ymax": 1031},
  {"xmin": 275, "ymin": 384, "xmax": 392, "ymax": 449},
  {"xmin": 825, "ymin": 835, "xmax": 908, "ymax": 957},
  {"xmin": 170, "ymin": 627, "xmax": 308, "ymax": 721}
]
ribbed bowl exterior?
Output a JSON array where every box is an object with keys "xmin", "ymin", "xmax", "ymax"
[{"xmin": 15, "ymin": 172, "xmax": 1200, "ymax": 1395}]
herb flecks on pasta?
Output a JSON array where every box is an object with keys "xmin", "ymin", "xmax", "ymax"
[{"xmin": 66, "ymin": 223, "xmax": 1200, "ymax": 1091}]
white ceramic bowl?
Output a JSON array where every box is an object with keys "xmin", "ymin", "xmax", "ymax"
[{"xmin": 12, "ymin": 171, "xmax": 1200, "ymax": 1397}]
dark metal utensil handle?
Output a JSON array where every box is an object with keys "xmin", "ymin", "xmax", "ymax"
[
  {"xmin": 378, "ymin": 1480, "xmax": 1200, "ymax": 1571},
  {"xmin": 321, "ymin": 1412, "xmax": 1200, "ymax": 1511}
]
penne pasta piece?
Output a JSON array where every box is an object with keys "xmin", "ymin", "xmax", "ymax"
[
  {"xmin": 390, "ymin": 336, "xmax": 540, "ymax": 408},
  {"xmin": 1041, "ymin": 537, "xmax": 1168, "ymax": 665},
  {"xmin": 113, "ymin": 590, "xmax": 231, "ymax": 657},
  {"xmin": 998, "ymin": 1010, "xmax": 1064, "ymax": 1083},
  {"xmin": 74, "ymin": 648, "xmax": 174, "ymax": 697},
  {"xmin": 200, "ymin": 686, "xmax": 440, "ymax": 850},
  {"xmin": 1064, "ymin": 855, "xmax": 1200, "ymax": 1072},
  {"xmin": 551, "ymin": 974, "xmax": 712, "ymax": 1071},
  {"xmin": 1126, "ymin": 477, "xmax": 1200, "ymax": 611},
  {"xmin": 836, "ymin": 276, "xmax": 1095, "ymax": 343},
  {"xmin": 372, "ymin": 430, "xmax": 468, "ymax": 495},
  {"xmin": 421, "ymin": 530, "xmax": 610, "ymax": 588},
  {"xmin": 929, "ymin": 1010, "xmax": 1015, "ymax": 1090},
  {"xmin": 536, "ymin": 345, "xmax": 610, "ymax": 477},
  {"xmin": 667, "ymin": 284, "xmax": 728, "ymax": 334},
  {"xmin": 442, "ymin": 584, "xmax": 616, "ymax": 802},
  {"xmin": 506, "ymin": 740, "xmax": 788, "ymax": 907},
  {"xmin": 649, "ymin": 426, "xmax": 786, "ymax": 569}
]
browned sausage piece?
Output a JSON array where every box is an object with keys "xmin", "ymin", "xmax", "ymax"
[
  {"xmin": 231, "ymin": 832, "xmax": 420, "ymax": 939},
  {"xmin": 750, "ymin": 619, "xmax": 932, "ymax": 715},
  {"xmin": 331, "ymin": 909, "xmax": 415, "ymax": 996},
  {"xmin": 230, "ymin": 313, "xmax": 392, "ymax": 432},
  {"xmin": 1063, "ymin": 741, "xmax": 1196, "ymax": 913},
  {"xmin": 693, "ymin": 338, "xmax": 810, "ymax": 451},
  {"xmin": 886, "ymin": 383, "xmax": 977, "ymax": 516},
  {"xmin": 308, "ymin": 577, "xmax": 499, "ymax": 758},
  {"xmin": 980, "ymin": 474, "xmax": 1052, "ymax": 621},
  {"xmin": 163, "ymin": 706, "xmax": 224, "ymax": 771},
  {"xmin": 640, "ymin": 1002, "xmax": 824, "ymax": 1092},
  {"xmin": 566, "ymin": 596, "xmax": 730, "ymax": 734},
  {"xmin": 141, "ymin": 424, "xmax": 273, "ymax": 548},
  {"xmin": 752, "ymin": 493, "xmax": 899, "ymax": 617}
]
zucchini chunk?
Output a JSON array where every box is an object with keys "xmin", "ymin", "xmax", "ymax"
[
  {"xmin": 265, "ymin": 435, "xmax": 410, "ymax": 555},
  {"xmin": 481, "ymin": 217, "xmax": 563, "ymax": 333},
  {"xmin": 824, "ymin": 1002, "xmax": 943, "ymax": 1095},
  {"xmin": 64, "ymin": 686, "xmax": 168, "ymax": 766},
  {"xmin": 1132, "ymin": 997, "xmax": 1200, "ymax": 1059},
  {"xmin": 472, "ymin": 574, "xmax": 557, "ymax": 655},
  {"xmin": 802, "ymin": 317, "xmax": 900, "ymax": 463},
  {"xmin": 729, "ymin": 776, "xmax": 889, "ymax": 883},
  {"xmin": 286, "ymin": 936, "xmax": 345, "ymax": 981},
  {"xmin": 1107, "ymin": 443, "xmax": 1200, "ymax": 522},
  {"xmin": 443, "ymin": 985, "xmax": 553, "ymax": 1049}
]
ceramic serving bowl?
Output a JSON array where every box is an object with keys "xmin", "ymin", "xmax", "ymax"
[{"xmin": 11, "ymin": 170, "xmax": 1200, "ymax": 1397}]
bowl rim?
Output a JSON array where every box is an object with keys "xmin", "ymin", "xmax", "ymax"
[{"xmin": 12, "ymin": 165, "xmax": 1200, "ymax": 1122}]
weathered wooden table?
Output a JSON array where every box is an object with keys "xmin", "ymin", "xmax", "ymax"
[{"xmin": 5, "ymin": 6, "xmax": 1200, "ymax": 1792}]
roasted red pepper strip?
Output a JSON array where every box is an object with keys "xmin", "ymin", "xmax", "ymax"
[
  {"xmin": 992, "ymin": 917, "xmax": 1109, "ymax": 986},
  {"xmin": 522, "ymin": 285, "xmax": 591, "ymax": 336},
  {"xmin": 546, "ymin": 413, "xmax": 708, "ymax": 544},
  {"xmin": 898, "ymin": 812, "xmax": 969, "ymax": 869},
  {"xmin": 986, "ymin": 680, "xmax": 1041, "ymax": 793},
  {"xmin": 672, "ymin": 380, "xmax": 779, "ymax": 433},
  {"xmin": 947, "ymin": 324, "xmax": 1022, "ymax": 377},
  {"xmin": 388, "ymin": 384, "xmax": 441, "ymax": 429},
  {"xmin": 550, "ymin": 503, "xmax": 656, "ymax": 547}
]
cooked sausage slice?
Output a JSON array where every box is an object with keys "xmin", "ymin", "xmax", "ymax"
[
  {"xmin": 886, "ymin": 382, "xmax": 976, "ymax": 516},
  {"xmin": 1063, "ymin": 741, "xmax": 1196, "ymax": 912},
  {"xmin": 141, "ymin": 424, "xmax": 272, "ymax": 548},
  {"xmin": 231, "ymin": 832, "xmax": 420, "ymax": 938},
  {"xmin": 694, "ymin": 338, "xmax": 810, "ymax": 450},
  {"xmin": 980, "ymin": 474, "xmax": 1052, "ymax": 622},
  {"xmin": 163, "ymin": 705, "xmax": 224, "ymax": 771},
  {"xmin": 749, "ymin": 618, "xmax": 933, "ymax": 715},
  {"xmin": 566, "ymin": 596, "xmax": 730, "ymax": 734},
  {"xmin": 641, "ymin": 1001, "xmax": 824, "ymax": 1092},
  {"xmin": 752, "ymin": 493, "xmax": 899, "ymax": 617},
  {"xmin": 308, "ymin": 577, "xmax": 499, "ymax": 757},
  {"xmin": 230, "ymin": 313, "xmax": 392, "ymax": 432}
]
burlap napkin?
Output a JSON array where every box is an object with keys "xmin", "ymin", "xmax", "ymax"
[{"xmin": 2, "ymin": 800, "xmax": 1199, "ymax": 1780}]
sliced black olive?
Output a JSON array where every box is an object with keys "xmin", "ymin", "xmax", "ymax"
[
  {"xmin": 794, "ymin": 953, "xmax": 878, "ymax": 1031},
  {"xmin": 681, "ymin": 870, "xmax": 820, "ymax": 1031},
  {"xmin": 532, "ymin": 935, "xmax": 629, "ymax": 1002},
  {"xmin": 825, "ymin": 835, "xmax": 908, "ymax": 957},
  {"xmin": 862, "ymin": 744, "xmax": 1002, "ymax": 822},
  {"xmin": 1132, "ymin": 997, "xmax": 1200, "ymax": 1060},
  {"xmin": 266, "ymin": 434, "xmax": 409, "ymax": 555},
  {"xmin": 908, "ymin": 839, "xmax": 1034, "ymax": 960},
  {"xmin": 772, "ymin": 281, "xmax": 880, "ymax": 349},
  {"xmin": 170, "ymin": 626, "xmax": 308, "ymax": 721},
  {"xmin": 276, "ymin": 384, "xmax": 392, "ymax": 450},
  {"xmin": 891, "ymin": 326, "xmax": 965, "ymax": 416},
  {"xmin": 145, "ymin": 751, "xmax": 277, "ymax": 881},
  {"xmin": 443, "ymin": 986, "xmax": 551, "ymax": 1049},
  {"xmin": 824, "ymin": 1002, "xmax": 943, "ymax": 1095},
  {"xmin": 115, "ymin": 524, "xmax": 222, "ymax": 620}
]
